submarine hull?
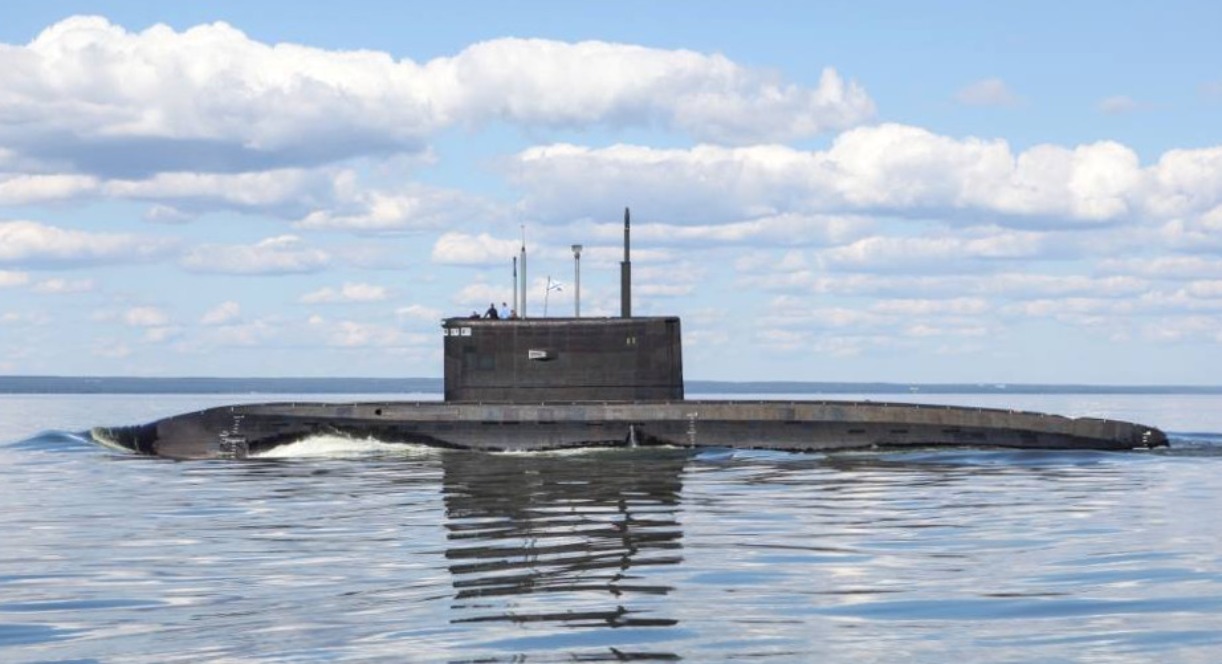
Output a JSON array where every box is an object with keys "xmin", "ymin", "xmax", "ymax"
[{"xmin": 92, "ymin": 400, "xmax": 1168, "ymax": 460}]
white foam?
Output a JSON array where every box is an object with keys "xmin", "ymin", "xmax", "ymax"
[
  {"xmin": 251, "ymin": 434, "xmax": 442, "ymax": 459},
  {"xmin": 89, "ymin": 427, "xmax": 138, "ymax": 454}
]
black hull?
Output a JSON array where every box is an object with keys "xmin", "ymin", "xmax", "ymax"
[{"xmin": 92, "ymin": 400, "xmax": 1168, "ymax": 460}]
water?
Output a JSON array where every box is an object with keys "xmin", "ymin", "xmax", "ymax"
[{"xmin": 2, "ymin": 393, "xmax": 1221, "ymax": 662}]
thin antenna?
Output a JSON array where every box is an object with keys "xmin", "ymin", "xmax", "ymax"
[
  {"xmin": 519, "ymin": 225, "xmax": 527, "ymax": 319},
  {"xmin": 512, "ymin": 256, "xmax": 518, "ymax": 318},
  {"xmin": 620, "ymin": 207, "xmax": 631, "ymax": 318}
]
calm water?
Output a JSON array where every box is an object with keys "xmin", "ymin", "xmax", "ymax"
[{"xmin": 2, "ymin": 393, "xmax": 1221, "ymax": 662}]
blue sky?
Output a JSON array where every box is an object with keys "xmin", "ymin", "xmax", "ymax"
[{"xmin": 1, "ymin": 1, "xmax": 1220, "ymax": 383}]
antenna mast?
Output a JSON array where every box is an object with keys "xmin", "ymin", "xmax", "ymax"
[
  {"xmin": 620, "ymin": 207, "xmax": 631, "ymax": 318},
  {"xmin": 519, "ymin": 225, "xmax": 527, "ymax": 319}
]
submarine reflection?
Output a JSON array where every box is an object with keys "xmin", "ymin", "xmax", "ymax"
[{"xmin": 440, "ymin": 448, "xmax": 688, "ymax": 632}]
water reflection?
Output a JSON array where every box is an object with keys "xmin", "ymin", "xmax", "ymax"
[{"xmin": 441, "ymin": 449, "xmax": 687, "ymax": 636}]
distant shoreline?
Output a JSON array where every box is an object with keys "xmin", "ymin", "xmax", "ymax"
[{"xmin": 3, "ymin": 376, "xmax": 1221, "ymax": 395}]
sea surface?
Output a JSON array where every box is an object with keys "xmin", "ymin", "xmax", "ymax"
[{"xmin": 2, "ymin": 391, "xmax": 1221, "ymax": 662}]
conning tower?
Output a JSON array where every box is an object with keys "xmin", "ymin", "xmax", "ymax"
[{"xmin": 442, "ymin": 208, "xmax": 685, "ymax": 403}]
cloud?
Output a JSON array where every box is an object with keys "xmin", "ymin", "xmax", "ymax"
[
  {"xmin": 0, "ymin": 174, "xmax": 99, "ymax": 204},
  {"xmin": 635, "ymin": 262, "xmax": 705, "ymax": 298},
  {"xmin": 202, "ymin": 319, "xmax": 278, "ymax": 346},
  {"xmin": 140, "ymin": 326, "xmax": 182, "ymax": 343},
  {"xmin": 92, "ymin": 341, "xmax": 132, "ymax": 359},
  {"xmin": 739, "ymin": 269, "xmax": 1152, "ymax": 302},
  {"xmin": 299, "ymin": 282, "xmax": 389, "ymax": 303},
  {"xmin": 32, "ymin": 277, "xmax": 94, "ymax": 293},
  {"xmin": 451, "ymin": 281, "xmax": 513, "ymax": 309},
  {"xmin": 180, "ymin": 235, "xmax": 330, "ymax": 274},
  {"xmin": 0, "ymin": 220, "xmax": 174, "ymax": 267},
  {"xmin": 751, "ymin": 265, "xmax": 1222, "ymax": 345},
  {"xmin": 143, "ymin": 204, "xmax": 195, "ymax": 224},
  {"xmin": 431, "ymin": 232, "xmax": 521, "ymax": 265},
  {"xmin": 119, "ymin": 306, "xmax": 181, "ymax": 343},
  {"xmin": 1098, "ymin": 255, "xmax": 1222, "ymax": 280},
  {"xmin": 306, "ymin": 316, "xmax": 409, "ymax": 348},
  {"xmin": 1185, "ymin": 280, "xmax": 1222, "ymax": 299},
  {"xmin": 414, "ymin": 40, "xmax": 874, "ymax": 143},
  {"xmin": 870, "ymin": 297, "xmax": 991, "ymax": 316},
  {"xmin": 395, "ymin": 304, "xmax": 443, "ymax": 323},
  {"xmin": 1097, "ymin": 95, "xmax": 1140, "ymax": 114},
  {"xmin": 1141, "ymin": 146, "xmax": 1222, "ymax": 219},
  {"xmin": 4, "ymin": 17, "xmax": 431, "ymax": 177},
  {"xmin": 510, "ymin": 142, "xmax": 808, "ymax": 224},
  {"xmin": 1, "ymin": 311, "xmax": 52, "ymax": 326},
  {"xmin": 296, "ymin": 179, "xmax": 499, "ymax": 232},
  {"xmin": 1001, "ymin": 297, "xmax": 1138, "ymax": 322},
  {"xmin": 1140, "ymin": 316, "xmax": 1222, "ymax": 344},
  {"xmin": 5, "ymin": 162, "xmax": 497, "ymax": 233},
  {"xmin": 0, "ymin": 162, "xmax": 500, "ymax": 234},
  {"xmin": 757, "ymin": 295, "xmax": 997, "ymax": 347},
  {"xmin": 954, "ymin": 78, "xmax": 1022, "ymax": 107},
  {"xmin": 200, "ymin": 301, "xmax": 241, "ymax": 325},
  {"xmin": 577, "ymin": 213, "xmax": 871, "ymax": 249},
  {"xmin": 106, "ymin": 168, "xmax": 328, "ymax": 216},
  {"xmin": 815, "ymin": 229, "xmax": 1062, "ymax": 274},
  {"xmin": 123, "ymin": 306, "xmax": 169, "ymax": 327},
  {"xmin": 508, "ymin": 124, "xmax": 1222, "ymax": 229},
  {"xmin": 0, "ymin": 271, "xmax": 30, "ymax": 288},
  {"xmin": 0, "ymin": 16, "xmax": 873, "ymax": 181}
]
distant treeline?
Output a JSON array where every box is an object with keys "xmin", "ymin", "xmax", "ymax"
[
  {"xmin": 2, "ymin": 376, "xmax": 1221, "ymax": 395},
  {"xmin": 0, "ymin": 376, "xmax": 441, "ymax": 394},
  {"xmin": 687, "ymin": 381, "xmax": 1222, "ymax": 395}
]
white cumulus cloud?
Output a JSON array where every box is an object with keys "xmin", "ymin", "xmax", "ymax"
[
  {"xmin": 509, "ymin": 124, "xmax": 1222, "ymax": 230},
  {"xmin": 106, "ymin": 169, "xmax": 328, "ymax": 216},
  {"xmin": 0, "ymin": 16, "xmax": 874, "ymax": 181},
  {"xmin": 123, "ymin": 306, "xmax": 169, "ymax": 327},
  {"xmin": 296, "ymin": 179, "xmax": 500, "ymax": 232},
  {"xmin": 299, "ymin": 282, "xmax": 389, "ymax": 303},
  {"xmin": 33, "ymin": 278, "xmax": 94, "ymax": 293},
  {"xmin": 200, "ymin": 301, "xmax": 241, "ymax": 325},
  {"xmin": 0, "ymin": 174, "xmax": 99, "ymax": 205},
  {"xmin": 814, "ymin": 229, "xmax": 1060, "ymax": 274},
  {"xmin": 180, "ymin": 235, "xmax": 330, "ymax": 274},
  {"xmin": 0, "ymin": 220, "xmax": 174, "ymax": 267},
  {"xmin": 431, "ymin": 232, "xmax": 521, "ymax": 265},
  {"xmin": 578, "ymin": 213, "xmax": 871, "ymax": 249},
  {"xmin": 307, "ymin": 316, "xmax": 406, "ymax": 347}
]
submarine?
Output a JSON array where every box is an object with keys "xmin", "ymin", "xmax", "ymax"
[{"xmin": 92, "ymin": 209, "xmax": 1168, "ymax": 459}]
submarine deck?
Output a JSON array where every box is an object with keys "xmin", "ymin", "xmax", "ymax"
[{"xmin": 94, "ymin": 399, "xmax": 1167, "ymax": 460}]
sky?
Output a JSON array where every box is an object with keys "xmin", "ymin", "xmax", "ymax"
[{"xmin": 1, "ymin": 1, "xmax": 1221, "ymax": 383}]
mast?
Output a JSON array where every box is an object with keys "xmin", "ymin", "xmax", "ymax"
[
  {"xmin": 519, "ymin": 225, "xmax": 527, "ymax": 318},
  {"xmin": 620, "ymin": 207, "xmax": 631, "ymax": 318}
]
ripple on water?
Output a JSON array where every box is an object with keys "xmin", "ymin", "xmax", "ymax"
[{"xmin": 2, "ymin": 414, "xmax": 1222, "ymax": 661}]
